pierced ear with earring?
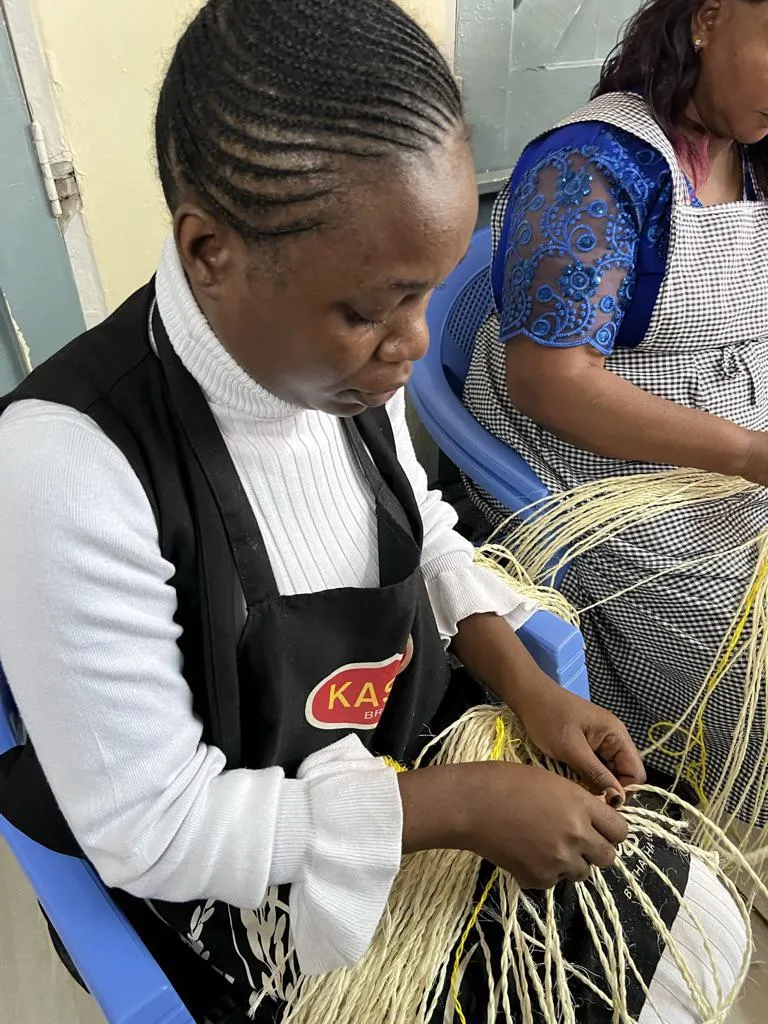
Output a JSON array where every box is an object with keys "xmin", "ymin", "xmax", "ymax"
[{"xmin": 693, "ymin": 36, "xmax": 704, "ymax": 51}]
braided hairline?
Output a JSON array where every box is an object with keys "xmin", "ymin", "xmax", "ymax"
[
  {"xmin": 156, "ymin": 0, "xmax": 463, "ymax": 240},
  {"xmin": 201, "ymin": 8, "xmax": 456, "ymax": 145}
]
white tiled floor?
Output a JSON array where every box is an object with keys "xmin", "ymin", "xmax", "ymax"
[{"xmin": 2, "ymin": 836, "xmax": 767, "ymax": 1023}]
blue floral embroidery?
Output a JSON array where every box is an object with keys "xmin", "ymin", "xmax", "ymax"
[
  {"xmin": 498, "ymin": 128, "xmax": 687, "ymax": 356},
  {"xmin": 556, "ymin": 168, "xmax": 593, "ymax": 206},
  {"xmin": 496, "ymin": 122, "xmax": 716, "ymax": 355},
  {"xmin": 618, "ymin": 273, "xmax": 636, "ymax": 311},
  {"xmin": 595, "ymin": 323, "xmax": 617, "ymax": 349},
  {"xmin": 559, "ymin": 263, "xmax": 601, "ymax": 301}
]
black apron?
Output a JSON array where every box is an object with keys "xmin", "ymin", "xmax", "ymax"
[
  {"xmin": 150, "ymin": 307, "xmax": 454, "ymax": 771},
  {"xmin": 0, "ymin": 285, "xmax": 690, "ymax": 1023},
  {"xmin": 141, "ymin": 307, "xmax": 474, "ymax": 1017}
]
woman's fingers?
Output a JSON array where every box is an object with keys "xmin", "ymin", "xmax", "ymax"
[
  {"xmin": 562, "ymin": 857, "xmax": 593, "ymax": 884},
  {"xmin": 590, "ymin": 799, "xmax": 630, "ymax": 847},
  {"xmin": 582, "ymin": 830, "xmax": 620, "ymax": 871}
]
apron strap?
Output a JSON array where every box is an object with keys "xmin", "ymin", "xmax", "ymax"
[
  {"xmin": 342, "ymin": 416, "xmax": 410, "ymax": 541},
  {"xmin": 555, "ymin": 92, "xmax": 692, "ymax": 206},
  {"xmin": 344, "ymin": 409, "xmax": 423, "ymax": 546},
  {"xmin": 151, "ymin": 305, "xmax": 279, "ymax": 608}
]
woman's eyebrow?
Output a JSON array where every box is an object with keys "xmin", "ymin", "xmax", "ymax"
[
  {"xmin": 382, "ymin": 276, "xmax": 432, "ymax": 291},
  {"xmin": 384, "ymin": 246, "xmax": 471, "ymax": 291}
]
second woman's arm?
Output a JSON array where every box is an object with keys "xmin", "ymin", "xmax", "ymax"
[
  {"xmin": 497, "ymin": 145, "xmax": 768, "ymax": 484},
  {"xmin": 506, "ymin": 338, "xmax": 765, "ymax": 480}
]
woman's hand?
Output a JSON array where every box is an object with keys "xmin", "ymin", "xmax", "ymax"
[
  {"xmin": 399, "ymin": 761, "xmax": 628, "ymax": 888},
  {"xmin": 451, "ymin": 613, "xmax": 646, "ymax": 801},
  {"xmin": 514, "ymin": 677, "xmax": 647, "ymax": 802}
]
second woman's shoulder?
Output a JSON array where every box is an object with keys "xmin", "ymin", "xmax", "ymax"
[{"xmin": 515, "ymin": 120, "xmax": 672, "ymax": 219}]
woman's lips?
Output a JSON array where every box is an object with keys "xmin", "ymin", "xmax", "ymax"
[{"xmin": 345, "ymin": 377, "xmax": 411, "ymax": 407}]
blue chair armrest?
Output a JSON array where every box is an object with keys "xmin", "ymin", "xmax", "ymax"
[
  {"xmin": 0, "ymin": 708, "xmax": 15, "ymax": 755},
  {"xmin": 0, "ymin": 669, "xmax": 20, "ymax": 753},
  {"xmin": 0, "ymin": 815, "xmax": 193, "ymax": 1024},
  {"xmin": 517, "ymin": 609, "xmax": 589, "ymax": 701}
]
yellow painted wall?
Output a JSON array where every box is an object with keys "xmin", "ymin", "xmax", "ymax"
[{"xmin": 31, "ymin": 0, "xmax": 450, "ymax": 309}]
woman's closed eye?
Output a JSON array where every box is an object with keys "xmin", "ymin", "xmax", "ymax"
[
  {"xmin": 342, "ymin": 288, "xmax": 430, "ymax": 329},
  {"xmin": 342, "ymin": 305, "xmax": 387, "ymax": 329}
]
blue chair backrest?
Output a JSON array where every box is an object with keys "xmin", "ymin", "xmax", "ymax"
[
  {"xmin": 441, "ymin": 261, "xmax": 495, "ymax": 398},
  {"xmin": 409, "ymin": 227, "xmax": 549, "ymax": 515}
]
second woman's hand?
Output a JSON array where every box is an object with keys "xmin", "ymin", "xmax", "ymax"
[{"xmin": 398, "ymin": 761, "xmax": 628, "ymax": 889}]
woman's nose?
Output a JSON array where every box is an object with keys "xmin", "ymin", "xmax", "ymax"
[{"xmin": 378, "ymin": 302, "xmax": 431, "ymax": 364}]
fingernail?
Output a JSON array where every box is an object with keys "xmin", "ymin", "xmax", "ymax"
[{"xmin": 604, "ymin": 788, "xmax": 624, "ymax": 809}]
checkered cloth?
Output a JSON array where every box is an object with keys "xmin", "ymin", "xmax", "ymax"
[{"xmin": 465, "ymin": 92, "xmax": 768, "ymax": 823}]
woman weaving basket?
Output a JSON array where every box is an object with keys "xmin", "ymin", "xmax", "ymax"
[
  {"xmin": 464, "ymin": 0, "xmax": 768, "ymax": 834},
  {"xmin": 0, "ymin": 1, "xmax": 751, "ymax": 1022}
]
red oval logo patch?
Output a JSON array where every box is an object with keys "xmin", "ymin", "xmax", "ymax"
[{"xmin": 305, "ymin": 654, "xmax": 404, "ymax": 731}]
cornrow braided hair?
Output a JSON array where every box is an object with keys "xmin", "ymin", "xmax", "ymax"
[{"xmin": 156, "ymin": 0, "xmax": 464, "ymax": 239}]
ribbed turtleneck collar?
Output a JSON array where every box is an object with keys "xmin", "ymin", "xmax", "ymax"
[{"xmin": 155, "ymin": 236, "xmax": 304, "ymax": 422}]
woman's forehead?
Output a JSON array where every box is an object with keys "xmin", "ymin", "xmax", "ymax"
[{"xmin": 286, "ymin": 141, "xmax": 478, "ymax": 287}]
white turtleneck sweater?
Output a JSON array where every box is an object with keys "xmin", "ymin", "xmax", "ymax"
[{"xmin": 0, "ymin": 239, "xmax": 536, "ymax": 976}]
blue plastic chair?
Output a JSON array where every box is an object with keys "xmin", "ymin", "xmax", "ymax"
[
  {"xmin": 409, "ymin": 226, "xmax": 590, "ymax": 701},
  {"xmin": 0, "ymin": 665, "xmax": 194, "ymax": 1024},
  {"xmin": 409, "ymin": 227, "xmax": 549, "ymax": 514}
]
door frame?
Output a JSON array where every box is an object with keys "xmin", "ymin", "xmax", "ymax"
[{"xmin": 2, "ymin": 0, "xmax": 108, "ymax": 328}]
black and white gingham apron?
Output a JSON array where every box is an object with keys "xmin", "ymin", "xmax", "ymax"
[{"xmin": 465, "ymin": 92, "xmax": 768, "ymax": 822}]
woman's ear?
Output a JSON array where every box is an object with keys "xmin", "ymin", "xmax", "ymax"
[
  {"xmin": 173, "ymin": 204, "xmax": 241, "ymax": 298},
  {"xmin": 691, "ymin": 0, "xmax": 723, "ymax": 50}
]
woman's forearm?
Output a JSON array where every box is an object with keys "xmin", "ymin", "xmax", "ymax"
[
  {"xmin": 509, "ymin": 350, "xmax": 757, "ymax": 479},
  {"xmin": 451, "ymin": 612, "xmax": 553, "ymax": 712}
]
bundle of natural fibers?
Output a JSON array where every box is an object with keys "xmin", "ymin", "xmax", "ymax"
[
  {"xmin": 494, "ymin": 469, "xmax": 757, "ymax": 588},
  {"xmin": 474, "ymin": 468, "xmax": 768, "ymax": 856},
  {"xmin": 265, "ymin": 704, "xmax": 762, "ymax": 1024}
]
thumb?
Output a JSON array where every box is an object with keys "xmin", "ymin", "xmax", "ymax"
[{"xmin": 567, "ymin": 735, "xmax": 625, "ymax": 801}]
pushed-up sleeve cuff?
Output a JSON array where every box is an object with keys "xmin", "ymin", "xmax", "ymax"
[{"xmin": 422, "ymin": 551, "xmax": 539, "ymax": 643}]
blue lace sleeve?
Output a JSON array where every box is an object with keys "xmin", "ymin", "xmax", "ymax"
[{"xmin": 498, "ymin": 145, "xmax": 643, "ymax": 355}]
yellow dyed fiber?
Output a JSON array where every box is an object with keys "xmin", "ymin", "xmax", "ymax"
[{"xmin": 254, "ymin": 705, "xmax": 763, "ymax": 1024}]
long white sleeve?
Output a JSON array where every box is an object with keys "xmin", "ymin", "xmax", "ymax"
[{"xmin": 0, "ymin": 402, "xmax": 401, "ymax": 975}]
